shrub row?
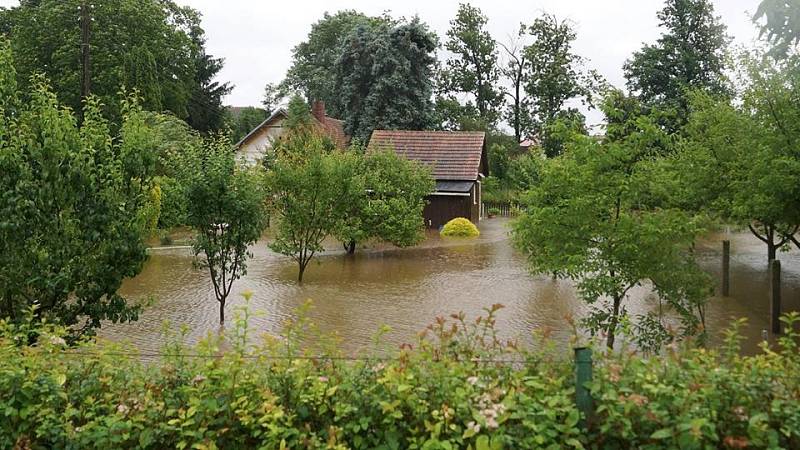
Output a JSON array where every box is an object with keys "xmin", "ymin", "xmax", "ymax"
[{"xmin": 1, "ymin": 306, "xmax": 798, "ymax": 449}]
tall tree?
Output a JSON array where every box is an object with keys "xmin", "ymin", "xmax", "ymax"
[
  {"xmin": 0, "ymin": 0, "xmax": 228, "ymax": 129},
  {"xmin": 335, "ymin": 18, "xmax": 439, "ymax": 142},
  {"xmin": 522, "ymin": 15, "xmax": 596, "ymax": 156},
  {"xmin": 624, "ymin": 0, "xmax": 730, "ymax": 130},
  {"xmin": 0, "ymin": 41, "xmax": 159, "ymax": 339},
  {"xmin": 439, "ymin": 3, "xmax": 502, "ymax": 128},
  {"xmin": 513, "ymin": 93, "xmax": 710, "ymax": 351},
  {"xmin": 283, "ymin": 10, "xmax": 389, "ymax": 116},
  {"xmin": 499, "ymin": 27, "xmax": 534, "ymax": 143},
  {"xmin": 185, "ymin": 20, "xmax": 233, "ymax": 133}
]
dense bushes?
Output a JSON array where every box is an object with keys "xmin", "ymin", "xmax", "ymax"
[
  {"xmin": 1, "ymin": 307, "xmax": 799, "ymax": 449},
  {"xmin": 441, "ymin": 218, "xmax": 481, "ymax": 237}
]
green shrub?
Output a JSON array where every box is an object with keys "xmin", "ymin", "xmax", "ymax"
[
  {"xmin": 0, "ymin": 307, "xmax": 799, "ymax": 449},
  {"xmin": 487, "ymin": 207, "xmax": 501, "ymax": 216},
  {"xmin": 441, "ymin": 217, "xmax": 480, "ymax": 237}
]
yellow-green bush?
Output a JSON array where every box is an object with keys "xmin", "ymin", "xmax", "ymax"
[{"xmin": 441, "ymin": 217, "xmax": 480, "ymax": 237}]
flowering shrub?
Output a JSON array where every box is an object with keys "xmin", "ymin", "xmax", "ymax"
[
  {"xmin": 0, "ymin": 305, "xmax": 798, "ymax": 449},
  {"xmin": 441, "ymin": 218, "xmax": 480, "ymax": 237}
]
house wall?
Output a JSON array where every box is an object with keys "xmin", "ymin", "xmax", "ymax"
[
  {"xmin": 423, "ymin": 182, "xmax": 479, "ymax": 228},
  {"xmin": 238, "ymin": 118, "xmax": 285, "ymax": 165}
]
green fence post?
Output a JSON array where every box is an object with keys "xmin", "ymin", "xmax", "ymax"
[{"xmin": 574, "ymin": 347, "xmax": 593, "ymax": 429}]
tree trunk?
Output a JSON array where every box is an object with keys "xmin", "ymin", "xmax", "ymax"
[
  {"xmin": 298, "ymin": 262, "xmax": 306, "ymax": 283},
  {"xmin": 346, "ymin": 240, "xmax": 356, "ymax": 254},
  {"xmin": 606, "ymin": 294, "xmax": 622, "ymax": 350},
  {"xmin": 218, "ymin": 299, "xmax": 225, "ymax": 324},
  {"xmin": 768, "ymin": 242, "xmax": 777, "ymax": 262}
]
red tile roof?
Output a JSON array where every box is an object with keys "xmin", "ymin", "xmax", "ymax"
[
  {"xmin": 368, "ymin": 130, "xmax": 486, "ymax": 181},
  {"xmin": 319, "ymin": 116, "xmax": 348, "ymax": 149}
]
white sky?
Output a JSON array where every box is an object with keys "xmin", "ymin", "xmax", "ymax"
[{"xmin": 1, "ymin": 0, "xmax": 764, "ymax": 127}]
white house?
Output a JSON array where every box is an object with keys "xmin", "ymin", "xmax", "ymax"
[{"xmin": 235, "ymin": 101, "xmax": 348, "ymax": 165}]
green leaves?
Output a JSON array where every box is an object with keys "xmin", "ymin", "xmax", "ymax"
[
  {"xmin": 0, "ymin": 53, "xmax": 158, "ymax": 339},
  {"xmin": 181, "ymin": 134, "xmax": 268, "ymax": 321},
  {"xmin": 513, "ymin": 93, "xmax": 711, "ymax": 351}
]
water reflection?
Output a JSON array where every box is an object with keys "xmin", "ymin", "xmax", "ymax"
[{"xmin": 101, "ymin": 220, "xmax": 800, "ymax": 355}]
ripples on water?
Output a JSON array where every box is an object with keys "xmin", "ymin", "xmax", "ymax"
[{"xmin": 102, "ymin": 219, "xmax": 800, "ymax": 355}]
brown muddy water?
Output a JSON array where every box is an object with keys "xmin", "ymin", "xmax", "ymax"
[{"xmin": 101, "ymin": 219, "xmax": 800, "ymax": 355}]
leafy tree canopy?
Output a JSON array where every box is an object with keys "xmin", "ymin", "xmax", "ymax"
[
  {"xmin": 624, "ymin": 0, "xmax": 730, "ymax": 130},
  {"xmin": 335, "ymin": 18, "xmax": 439, "ymax": 143},
  {"xmin": 282, "ymin": 10, "xmax": 392, "ymax": 117},
  {"xmin": 181, "ymin": 135, "xmax": 268, "ymax": 323},
  {"xmin": 438, "ymin": 3, "xmax": 503, "ymax": 128},
  {"xmin": 513, "ymin": 92, "xmax": 711, "ymax": 351},
  {"xmin": 0, "ymin": 0, "xmax": 230, "ymax": 130},
  {"xmin": 521, "ymin": 15, "xmax": 598, "ymax": 155},
  {"xmin": 0, "ymin": 40, "xmax": 159, "ymax": 339},
  {"xmin": 333, "ymin": 149, "xmax": 434, "ymax": 253}
]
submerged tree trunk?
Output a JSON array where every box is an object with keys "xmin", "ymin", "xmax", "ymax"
[
  {"xmin": 345, "ymin": 240, "xmax": 356, "ymax": 254},
  {"xmin": 606, "ymin": 294, "xmax": 622, "ymax": 350},
  {"xmin": 219, "ymin": 298, "xmax": 226, "ymax": 324},
  {"xmin": 298, "ymin": 261, "xmax": 306, "ymax": 283}
]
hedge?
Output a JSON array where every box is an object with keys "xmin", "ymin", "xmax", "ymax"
[{"xmin": 1, "ymin": 305, "xmax": 799, "ymax": 449}]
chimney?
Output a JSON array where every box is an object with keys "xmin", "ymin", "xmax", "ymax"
[{"xmin": 312, "ymin": 100, "xmax": 326, "ymax": 122}]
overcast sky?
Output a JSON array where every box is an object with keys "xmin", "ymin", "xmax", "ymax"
[{"xmin": 1, "ymin": 0, "xmax": 765, "ymax": 127}]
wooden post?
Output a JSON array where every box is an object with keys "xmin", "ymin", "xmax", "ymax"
[
  {"xmin": 722, "ymin": 240, "xmax": 730, "ymax": 297},
  {"xmin": 770, "ymin": 259, "xmax": 782, "ymax": 335}
]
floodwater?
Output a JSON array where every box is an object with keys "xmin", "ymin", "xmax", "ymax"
[{"xmin": 101, "ymin": 219, "xmax": 800, "ymax": 355}]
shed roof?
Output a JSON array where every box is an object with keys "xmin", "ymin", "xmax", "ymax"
[{"xmin": 368, "ymin": 130, "xmax": 486, "ymax": 181}]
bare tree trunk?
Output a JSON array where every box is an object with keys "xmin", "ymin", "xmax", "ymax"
[
  {"xmin": 298, "ymin": 261, "xmax": 306, "ymax": 283},
  {"xmin": 606, "ymin": 294, "xmax": 622, "ymax": 350},
  {"xmin": 219, "ymin": 298, "xmax": 225, "ymax": 324}
]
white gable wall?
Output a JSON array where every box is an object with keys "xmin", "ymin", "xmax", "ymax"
[{"xmin": 237, "ymin": 116, "xmax": 286, "ymax": 166}]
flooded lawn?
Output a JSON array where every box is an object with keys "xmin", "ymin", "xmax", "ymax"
[{"xmin": 101, "ymin": 219, "xmax": 800, "ymax": 354}]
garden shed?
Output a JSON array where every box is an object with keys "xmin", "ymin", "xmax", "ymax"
[{"xmin": 368, "ymin": 130, "xmax": 488, "ymax": 228}]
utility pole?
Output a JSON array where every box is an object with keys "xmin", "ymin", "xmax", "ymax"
[{"xmin": 80, "ymin": 1, "xmax": 91, "ymax": 102}]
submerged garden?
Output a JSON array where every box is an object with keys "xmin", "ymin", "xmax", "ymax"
[{"xmin": 1, "ymin": 0, "xmax": 800, "ymax": 448}]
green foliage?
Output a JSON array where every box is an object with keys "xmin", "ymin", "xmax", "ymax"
[
  {"xmin": 284, "ymin": 94, "xmax": 314, "ymax": 130},
  {"xmin": 226, "ymin": 106, "xmax": 267, "ymax": 144},
  {"xmin": 0, "ymin": 0, "xmax": 228, "ymax": 129},
  {"xmin": 441, "ymin": 218, "xmax": 481, "ymax": 238},
  {"xmin": 513, "ymin": 93, "xmax": 711, "ymax": 351},
  {"xmin": 589, "ymin": 315, "xmax": 800, "ymax": 449},
  {"xmin": 261, "ymin": 82, "xmax": 285, "ymax": 116},
  {"xmin": 754, "ymin": 0, "xmax": 800, "ymax": 56},
  {"xmin": 282, "ymin": 10, "xmax": 391, "ymax": 116},
  {"xmin": 334, "ymin": 149, "xmax": 434, "ymax": 253},
  {"xmin": 182, "ymin": 136, "xmax": 269, "ymax": 323},
  {"xmin": 624, "ymin": 0, "xmax": 730, "ymax": 131},
  {"xmin": 267, "ymin": 130, "xmax": 360, "ymax": 282},
  {"xmin": 675, "ymin": 53, "xmax": 800, "ymax": 258},
  {"xmin": 335, "ymin": 18, "xmax": 439, "ymax": 142},
  {"xmin": 438, "ymin": 3, "xmax": 503, "ymax": 128},
  {"xmin": 0, "ymin": 42, "xmax": 158, "ymax": 339},
  {"xmin": 522, "ymin": 15, "xmax": 597, "ymax": 148},
  {"xmin": 2, "ymin": 306, "xmax": 799, "ymax": 449}
]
